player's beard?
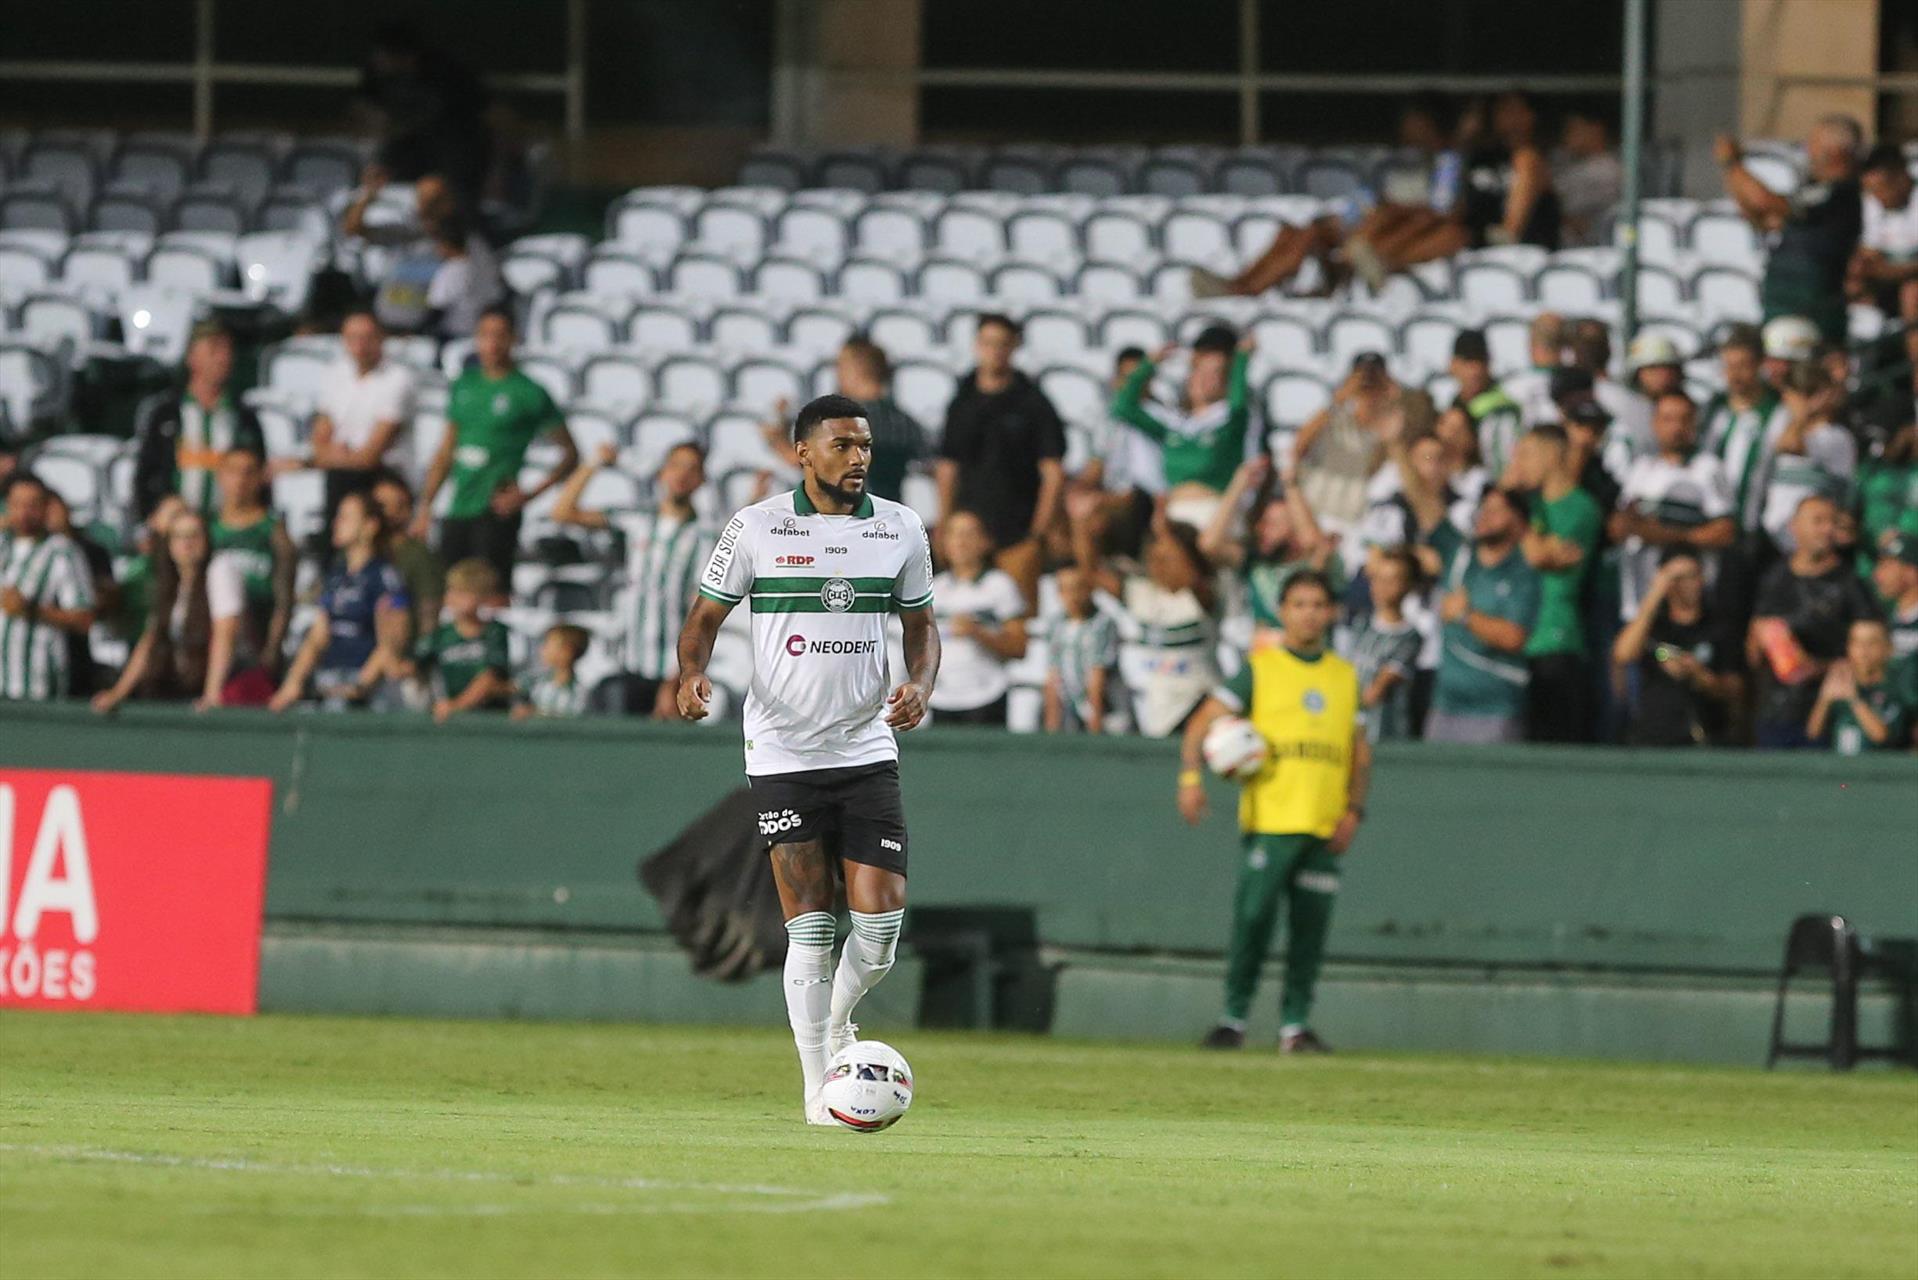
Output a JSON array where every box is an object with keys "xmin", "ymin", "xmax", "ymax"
[{"xmin": 814, "ymin": 471, "xmax": 866, "ymax": 507}]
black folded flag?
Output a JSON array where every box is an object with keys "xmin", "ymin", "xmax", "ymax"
[{"xmin": 639, "ymin": 787, "xmax": 793, "ymax": 982}]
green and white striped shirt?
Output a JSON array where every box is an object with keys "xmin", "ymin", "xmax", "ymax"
[
  {"xmin": 1047, "ymin": 611, "xmax": 1119, "ymax": 721},
  {"xmin": 610, "ymin": 509, "xmax": 711, "ymax": 681},
  {"xmin": 0, "ymin": 532, "xmax": 97, "ymax": 701},
  {"xmin": 520, "ymin": 671, "xmax": 590, "ymax": 718},
  {"xmin": 1702, "ymin": 391, "xmax": 1783, "ymax": 532}
]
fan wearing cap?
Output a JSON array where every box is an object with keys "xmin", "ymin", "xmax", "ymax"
[
  {"xmin": 1610, "ymin": 390, "xmax": 1738, "ymax": 623},
  {"xmin": 1448, "ymin": 330, "xmax": 1525, "ymax": 479},
  {"xmin": 1702, "ymin": 324, "xmax": 1785, "ymax": 535},
  {"xmin": 1716, "ymin": 117, "xmax": 1864, "ymax": 343},
  {"xmin": 1760, "ymin": 315, "xmax": 1822, "ymax": 387}
]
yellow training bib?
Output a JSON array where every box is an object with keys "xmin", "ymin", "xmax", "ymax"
[{"xmin": 1238, "ymin": 647, "xmax": 1360, "ymax": 839}]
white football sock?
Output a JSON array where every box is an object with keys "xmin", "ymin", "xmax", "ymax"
[
  {"xmin": 783, "ymin": 912, "xmax": 836, "ymax": 1099},
  {"xmin": 830, "ymin": 909, "xmax": 903, "ymax": 1031}
]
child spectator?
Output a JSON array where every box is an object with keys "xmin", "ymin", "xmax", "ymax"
[
  {"xmin": 1809, "ymin": 619, "xmax": 1910, "ymax": 754},
  {"xmin": 513, "ymin": 623, "xmax": 591, "ymax": 720},
  {"xmin": 1612, "ymin": 551, "xmax": 1744, "ymax": 747},
  {"xmin": 1348, "ymin": 546, "xmax": 1423, "ymax": 742},
  {"xmin": 269, "ymin": 492, "xmax": 411, "ymax": 711},
  {"xmin": 410, "ymin": 557, "xmax": 513, "ymax": 722},
  {"xmin": 928, "ymin": 510, "xmax": 1029, "ymax": 727},
  {"xmin": 1043, "ymin": 564, "xmax": 1117, "ymax": 734}
]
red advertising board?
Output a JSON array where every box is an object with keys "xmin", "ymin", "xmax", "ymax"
[{"xmin": 0, "ymin": 768, "xmax": 272, "ymax": 1015}]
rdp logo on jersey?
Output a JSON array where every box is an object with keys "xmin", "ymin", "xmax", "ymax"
[
  {"xmin": 0, "ymin": 769, "xmax": 272, "ymax": 1015},
  {"xmin": 776, "ymin": 555, "xmax": 814, "ymax": 567}
]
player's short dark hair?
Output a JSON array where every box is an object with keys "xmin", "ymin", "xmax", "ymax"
[
  {"xmin": 1191, "ymin": 323, "xmax": 1238, "ymax": 355},
  {"xmin": 477, "ymin": 302, "xmax": 515, "ymax": 331},
  {"xmin": 975, "ymin": 311, "xmax": 1021, "ymax": 340},
  {"xmin": 1279, "ymin": 569, "xmax": 1335, "ymax": 604},
  {"xmin": 792, "ymin": 393, "xmax": 870, "ymax": 444},
  {"xmin": 1862, "ymin": 143, "xmax": 1907, "ymax": 176}
]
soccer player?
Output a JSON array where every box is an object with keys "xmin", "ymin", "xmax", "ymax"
[
  {"xmin": 1177, "ymin": 571, "xmax": 1371, "ymax": 1053},
  {"xmin": 676, "ymin": 394, "xmax": 941, "ymax": 1126}
]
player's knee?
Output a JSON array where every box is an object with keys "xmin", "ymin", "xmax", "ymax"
[{"xmin": 850, "ymin": 909, "xmax": 904, "ymax": 964}]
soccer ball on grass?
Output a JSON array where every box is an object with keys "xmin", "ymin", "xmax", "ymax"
[
  {"xmin": 1202, "ymin": 715, "xmax": 1269, "ymax": 783},
  {"xmin": 821, "ymin": 1040, "xmax": 914, "ymax": 1132}
]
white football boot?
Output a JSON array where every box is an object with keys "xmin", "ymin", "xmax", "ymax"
[
  {"xmin": 805, "ymin": 1089, "xmax": 835, "ymax": 1126},
  {"xmin": 827, "ymin": 1021, "xmax": 859, "ymax": 1057}
]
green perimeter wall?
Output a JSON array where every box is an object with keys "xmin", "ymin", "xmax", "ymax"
[{"xmin": 5, "ymin": 705, "xmax": 1915, "ymax": 1063}]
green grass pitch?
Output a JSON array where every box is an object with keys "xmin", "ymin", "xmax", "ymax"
[{"xmin": 1, "ymin": 1012, "xmax": 1912, "ymax": 1279}]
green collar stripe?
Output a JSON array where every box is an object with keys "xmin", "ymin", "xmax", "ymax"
[
  {"xmin": 792, "ymin": 488, "xmax": 876, "ymax": 519},
  {"xmin": 752, "ymin": 575, "xmax": 896, "ymax": 593},
  {"xmin": 750, "ymin": 597, "xmax": 893, "ymax": 614}
]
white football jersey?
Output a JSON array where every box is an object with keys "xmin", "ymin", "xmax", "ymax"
[{"xmin": 699, "ymin": 488, "xmax": 934, "ymax": 776}]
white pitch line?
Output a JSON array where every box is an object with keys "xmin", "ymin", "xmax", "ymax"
[{"xmin": 0, "ymin": 1143, "xmax": 889, "ymax": 1215}]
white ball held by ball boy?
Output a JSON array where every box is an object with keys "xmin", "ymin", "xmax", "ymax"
[{"xmin": 1202, "ymin": 715, "xmax": 1269, "ymax": 783}]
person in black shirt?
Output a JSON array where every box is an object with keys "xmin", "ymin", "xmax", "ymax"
[
  {"xmin": 1746, "ymin": 494, "xmax": 1880, "ymax": 747},
  {"xmin": 1717, "ymin": 116, "xmax": 1864, "ymax": 344},
  {"xmin": 937, "ymin": 313, "xmax": 1067, "ymax": 608},
  {"xmin": 1613, "ymin": 550, "xmax": 1743, "ymax": 746}
]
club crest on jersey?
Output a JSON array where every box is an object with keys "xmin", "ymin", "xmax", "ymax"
[
  {"xmin": 820, "ymin": 577, "xmax": 857, "ymax": 612},
  {"xmin": 1303, "ymin": 688, "xmax": 1326, "ymax": 713},
  {"xmin": 492, "ymin": 393, "xmax": 510, "ymax": 415}
]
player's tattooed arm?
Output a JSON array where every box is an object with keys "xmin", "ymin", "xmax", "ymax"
[
  {"xmin": 675, "ymin": 595, "xmax": 730, "ymax": 720},
  {"xmin": 886, "ymin": 607, "xmax": 941, "ymax": 730}
]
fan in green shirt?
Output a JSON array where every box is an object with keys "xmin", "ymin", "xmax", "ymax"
[
  {"xmin": 417, "ymin": 311, "xmax": 577, "ymax": 543},
  {"xmin": 1809, "ymin": 619, "xmax": 1911, "ymax": 754},
  {"xmin": 1110, "ymin": 328, "xmax": 1255, "ymax": 494},
  {"xmin": 1512, "ymin": 427, "xmax": 1602, "ymax": 659},
  {"xmin": 414, "ymin": 618, "xmax": 513, "ymax": 712}
]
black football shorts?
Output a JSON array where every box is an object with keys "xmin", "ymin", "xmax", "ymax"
[{"xmin": 747, "ymin": 761, "xmax": 908, "ymax": 875}]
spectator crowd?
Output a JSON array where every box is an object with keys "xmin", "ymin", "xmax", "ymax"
[{"xmin": 3, "ymin": 107, "xmax": 1915, "ymax": 757}]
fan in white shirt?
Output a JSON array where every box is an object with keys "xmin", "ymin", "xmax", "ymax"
[
  {"xmin": 311, "ymin": 310, "xmax": 417, "ymax": 509},
  {"xmin": 928, "ymin": 510, "xmax": 1029, "ymax": 723},
  {"xmin": 1856, "ymin": 144, "xmax": 1918, "ymax": 374},
  {"xmin": 1609, "ymin": 391, "xmax": 1738, "ymax": 621},
  {"xmin": 1761, "ymin": 362, "xmax": 1858, "ymax": 553}
]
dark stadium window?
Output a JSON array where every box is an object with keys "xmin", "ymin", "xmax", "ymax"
[
  {"xmin": 921, "ymin": 87, "xmax": 1240, "ymax": 146},
  {"xmin": 922, "ymin": 0, "xmax": 1236, "ymax": 73}
]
